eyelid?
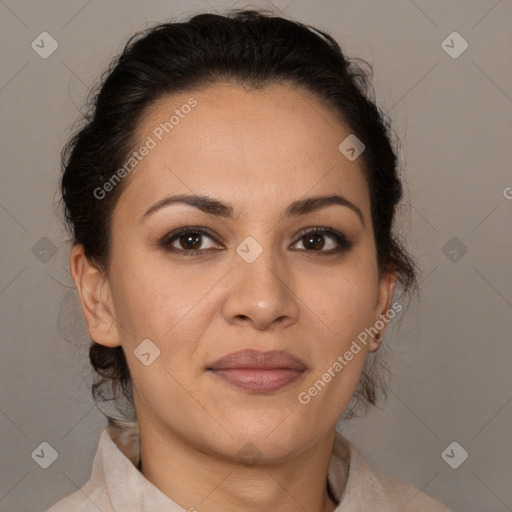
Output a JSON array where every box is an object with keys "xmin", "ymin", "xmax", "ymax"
[
  {"xmin": 159, "ymin": 225, "xmax": 353, "ymax": 255},
  {"xmin": 159, "ymin": 226, "xmax": 223, "ymax": 253},
  {"xmin": 291, "ymin": 226, "xmax": 353, "ymax": 252}
]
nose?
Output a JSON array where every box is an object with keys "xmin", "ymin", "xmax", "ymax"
[{"xmin": 222, "ymin": 242, "xmax": 300, "ymax": 331}]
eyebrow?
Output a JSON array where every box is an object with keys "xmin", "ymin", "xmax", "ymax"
[{"xmin": 141, "ymin": 193, "xmax": 365, "ymax": 226}]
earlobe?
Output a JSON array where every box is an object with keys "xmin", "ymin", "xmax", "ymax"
[{"xmin": 69, "ymin": 244, "xmax": 121, "ymax": 348}]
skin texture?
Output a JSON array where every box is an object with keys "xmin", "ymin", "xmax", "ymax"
[{"xmin": 70, "ymin": 82, "xmax": 396, "ymax": 512}]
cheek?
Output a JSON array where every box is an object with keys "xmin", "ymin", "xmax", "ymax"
[
  {"xmin": 299, "ymin": 254, "xmax": 379, "ymax": 347},
  {"xmin": 108, "ymin": 249, "xmax": 222, "ymax": 387},
  {"xmin": 108, "ymin": 247, "xmax": 199, "ymax": 338},
  {"xmin": 294, "ymin": 263, "xmax": 377, "ymax": 419}
]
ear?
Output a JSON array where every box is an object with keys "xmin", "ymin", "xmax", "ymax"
[
  {"xmin": 69, "ymin": 244, "xmax": 121, "ymax": 348},
  {"xmin": 368, "ymin": 266, "xmax": 397, "ymax": 353}
]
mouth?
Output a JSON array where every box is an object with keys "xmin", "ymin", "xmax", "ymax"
[{"xmin": 207, "ymin": 349, "xmax": 307, "ymax": 393}]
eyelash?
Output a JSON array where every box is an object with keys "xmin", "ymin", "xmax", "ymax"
[{"xmin": 159, "ymin": 226, "xmax": 353, "ymax": 256}]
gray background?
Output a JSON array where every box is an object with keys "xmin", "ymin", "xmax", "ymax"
[{"xmin": 1, "ymin": 0, "xmax": 511, "ymax": 511}]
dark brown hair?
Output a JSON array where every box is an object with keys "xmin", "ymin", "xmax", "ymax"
[{"xmin": 60, "ymin": 8, "xmax": 418, "ymax": 422}]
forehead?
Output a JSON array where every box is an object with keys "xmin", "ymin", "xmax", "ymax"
[{"xmin": 116, "ymin": 82, "xmax": 370, "ymax": 221}]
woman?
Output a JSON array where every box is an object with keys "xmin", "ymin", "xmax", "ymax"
[{"xmin": 47, "ymin": 8, "xmax": 451, "ymax": 511}]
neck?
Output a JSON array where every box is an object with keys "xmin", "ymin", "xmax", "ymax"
[{"xmin": 137, "ymin": 421, "xmax": 340, "ymax": 512}]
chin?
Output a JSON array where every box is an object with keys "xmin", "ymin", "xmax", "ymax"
[{"xmin": 221, "ymin": 413, "xmax": 312, "ymax": 458}]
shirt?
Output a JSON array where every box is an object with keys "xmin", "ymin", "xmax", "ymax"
[{"xmin": 46, "ymin": 420, "xmax": 452, "ymax": 511}]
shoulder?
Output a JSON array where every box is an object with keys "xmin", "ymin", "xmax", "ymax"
[
  {"xmin": 361, "ymin": 469, "xmax": 452, "ymax": 512},
  {"xmin": 44, "ymin": 428, "xmax": 116, "ymax": 512},
  {"xmin": 45, "ymin": 485, "xmax": 113, "ymax": 512},
  {"xmin": 333, "ymin": 433, "xmax": 452, "ymax": 511}
]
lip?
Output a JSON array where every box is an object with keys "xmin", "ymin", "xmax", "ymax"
[{"xmin": 207, "ymin": 349, "xmax": 307, "ymax": 392}]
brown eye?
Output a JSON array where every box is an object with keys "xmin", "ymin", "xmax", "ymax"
[
  {"xmin": 160, "ymin": 227, "xmax": 224, "ymax": 255},
  {"xmin": 175, "ymin": 232, "xmax": 203, "ymax": 250},
  {"xmin": 292, "ymin": 228, "xmax": 353, "ymax": 253},
  {"xmin": 160, "ymin": 226, "xmax": 352, "ymax": 256},
  {"xmin": 302, "ymin": 233, "xmax": 328, "ymax": 250}
]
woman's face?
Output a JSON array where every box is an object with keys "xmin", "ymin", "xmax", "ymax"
[{"xmin": 84, "ymin": 82, "xmax": 395, "ymax": 462}]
